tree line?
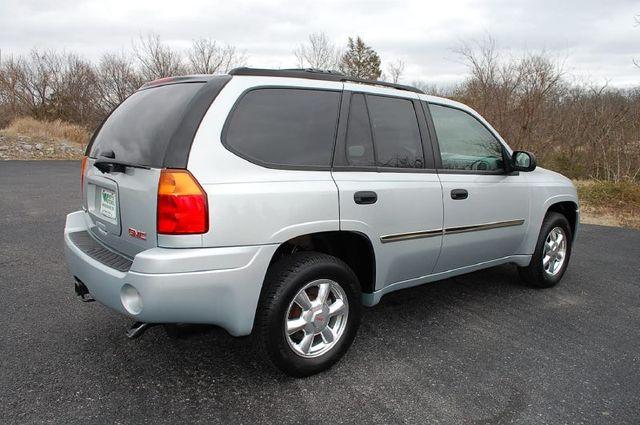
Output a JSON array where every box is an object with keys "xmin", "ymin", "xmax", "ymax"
[{"xmin": 0, "ymin": 33, "xmax": 638, "ymax": 181}]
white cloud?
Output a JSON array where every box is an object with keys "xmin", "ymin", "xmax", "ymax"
[{"xmin": 0, "ymin": 0, "xmax": 638, "ymax": 87}]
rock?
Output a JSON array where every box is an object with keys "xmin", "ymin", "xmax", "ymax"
[{"xmin": 35, "ymin": 143, "xmax": 43, "ymax": 150}]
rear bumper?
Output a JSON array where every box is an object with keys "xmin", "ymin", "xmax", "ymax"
[{"xmin": 64, "ymin": 211, "xmax": 278, "ymax": 336}]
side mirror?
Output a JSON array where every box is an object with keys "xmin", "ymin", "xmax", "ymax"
[{"xmin": 511, "ymin": 151, "xmax": 537, "ymax": 172}]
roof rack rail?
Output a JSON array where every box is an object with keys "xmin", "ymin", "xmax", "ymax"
[{"xmin": 228, "ymin": 67, "xmax": 424, "ymax": 94}]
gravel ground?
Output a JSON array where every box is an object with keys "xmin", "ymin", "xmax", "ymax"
[{"xmin": 0, "ymin": 134, "xmax": 83, "ymax": 160}]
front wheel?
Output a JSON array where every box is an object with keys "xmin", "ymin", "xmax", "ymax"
[
  {"xmin": 519, "ymin": 211, "xmax": 572, "ymax": 288},
  {"xmin": 255, "ymin": 252, "xmax": 362, "ymax": 377}
]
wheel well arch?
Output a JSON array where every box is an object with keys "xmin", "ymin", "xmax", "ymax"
[
  {"xmin": 547, "ymin": 201, "xmax": 578, "ymax": 238},
  {"xmin": 269, "ymin": 231, "xmax": 376, "ymax": 294}
]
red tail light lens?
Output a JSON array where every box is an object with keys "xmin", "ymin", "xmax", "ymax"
[{"xmin": 157, "ymin": 169, "xmax": 209, "ymax": 234}]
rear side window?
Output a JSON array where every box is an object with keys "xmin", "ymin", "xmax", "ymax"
[
  {"xmin": 90, "ymin": 82, "xmax": 205, "ymax": 168},
  {"xmin": 366, "ymin": 95, "xmax": 424, "ymax": 168},
  {"xmin": 345, "ymin": 94, "xmax": 375, "ymax": 166},
  {"xmin": 224, "ymin": 88, "xmax": 341, "ymax": 168}
]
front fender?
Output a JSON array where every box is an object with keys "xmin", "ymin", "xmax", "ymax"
[{"xmin": 519, "ymin": 192, "xmax": 579, "ymax": 255}]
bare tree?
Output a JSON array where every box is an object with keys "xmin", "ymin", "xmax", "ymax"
[
  {"xmin": 49, "ymin": 52, "xmax": 100, "ymax": 124},
  {"xmin": 132, "ymin": 34, "xmax": 186, "ymax": 81},
  {"xmin": 386, "ymin": 59, "xmax": 405, "ymax": 83},
  {"xmin": 0, "ymin": 49, "xmax": 104, "ymax": 125},
  {"xmin": 452, "ymin": 36, "xmax": 640, "ymax": 182},
  {"xmin": 187, "ymin": 38, "xmax": 247, "ymax": 74},
  {"xmin": 96, "ymin": 52, "xmax": 143, "ymax": 111},
  {"xmin": 0, "ymin": 49, "xmax": 59, "ymax": 120},
  {"xmin": 294, "ymin": 32, "xmax": 340, "ymax": 70}
]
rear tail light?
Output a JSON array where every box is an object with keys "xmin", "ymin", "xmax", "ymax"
[
  {"xmin": 157, "ymin": 169, "xmax": 209, "ymax": 234},
  {"xmin": 80, "ymin": 155, "xmax": 88, "ymax": 192}
]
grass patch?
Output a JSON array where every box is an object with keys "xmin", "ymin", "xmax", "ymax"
[
  {"xmin": 575, "ymin": 180, "xmax": 640, "ymax": 229},
  {"xmin": 1, "ymin": 117, "xmax": 90, "ymax": 146}
]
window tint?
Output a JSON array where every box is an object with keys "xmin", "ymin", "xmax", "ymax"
[
  {"xmin": 345, "ymin": 94, "xmax": 375, "ymax": 166},
  {"xmin": 90, "ymin": 82, "xmax": 205, "ymax": 168},
  {"xmin": 225, "ymin": 88, "xmax": 341, "ymax": 168},
  {"xmin": 366, "ymin": 95, "xmax": 423, "ymax": 168},
  {"xmin": 429, "ymin": 104, "xmax": 504, "ymax": 172}
]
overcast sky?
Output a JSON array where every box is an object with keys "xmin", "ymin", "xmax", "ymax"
[{"xmin": 1, "ymin": 0, "xmax": 638, "ymax": 87}]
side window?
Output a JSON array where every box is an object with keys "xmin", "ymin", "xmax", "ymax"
[
  {"xmin": 345, "ymin": 94, "xmax": 375, "ymax": 166},
  {"xmin": 429, "ymin": 104, "xmax": 505, "ymax": 172},
  {"xmin": 366, "ymin": 95, "xmax": 424, "ymax": 168},
  {"xmin": 224, "ymin": 88, "xmax": 341, "ymax": 168}
]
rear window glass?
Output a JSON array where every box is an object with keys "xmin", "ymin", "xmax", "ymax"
[
  {"xmin": 224, "ymin": 88, "xmax": 341, "ymax": 168},
  {"xmin": 89, "ymin": 83, "xmax": 204, "ymax": 168}
]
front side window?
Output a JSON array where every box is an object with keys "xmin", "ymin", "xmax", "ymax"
[
  {"xmin": 224, "ymin": 88, "xmax": 341, "ymax": 168},
  {"xmin": 366, "ymin": 95, "xmax": 424, "ymax": 169},
  {"xmin": 429, "ymin": 104, "xmax": 505, "ymax": 172}
]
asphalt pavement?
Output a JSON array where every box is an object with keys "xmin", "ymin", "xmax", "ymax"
[{"xmin": 1, "ymin": 161, "xmax": 639, "ymax": 424}]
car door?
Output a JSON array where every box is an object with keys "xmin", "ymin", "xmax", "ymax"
[
  {"xmin": 332, "ymin": 87, "xmax": 444, "ymax": 292},
  {"xmin": 425, "ymin": 101, "xmax": 531, "ymax": 273}
]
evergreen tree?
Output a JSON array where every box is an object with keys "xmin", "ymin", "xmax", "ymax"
[{"xmin": 339, "ymin": 37, "xmax": 382, "ymax": 80}]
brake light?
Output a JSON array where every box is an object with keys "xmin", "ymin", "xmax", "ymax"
[
  {"xmin": 157, "ymin": 169, "xmax": 209, "ymax": 234},
  {"xmin": 80, "ymin": 155, "xmax": 88, "ymax": 192}
]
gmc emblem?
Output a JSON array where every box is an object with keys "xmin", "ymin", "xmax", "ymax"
[{"xmin": 128, "ymin": 228, "xmax": 147, "ymax": 240}]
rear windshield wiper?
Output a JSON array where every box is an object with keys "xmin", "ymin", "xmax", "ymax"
[{"xmin": 93, "ymin": 158, "xmax": 151, "ymax": 173}]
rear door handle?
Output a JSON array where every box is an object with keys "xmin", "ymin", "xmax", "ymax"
[
  {"xmin": 451, "ymin": 189, "xmax": 468, "ymax": 200},
  {"xmin": 354, "ymin": 191, "xmax": 377, "ymax": 205}
]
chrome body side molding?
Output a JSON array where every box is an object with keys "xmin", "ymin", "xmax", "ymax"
[
  {"xmin": 379, "ymin": 219, "xmax": 525, "ymax": 243},
  {"xmin": 380, "ymin": 229, "xmax": 442, "ymax": 244},
  {"xmin": 444, "ymin": 219, "xmax": 525, "ymax": 235}
]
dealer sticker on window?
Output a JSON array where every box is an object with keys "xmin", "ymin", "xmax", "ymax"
[{"xmin": 100, "ymin": 188, "xmax": 117, "ymax": 220}]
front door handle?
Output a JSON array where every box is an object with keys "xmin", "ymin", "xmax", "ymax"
[
  {"xmin": 451, "ymin": 189, "xmax": 468, "ymax": 200},
  {"xmin": 354, "ymin": 191, "xmax": 377, "ymax": 205}
]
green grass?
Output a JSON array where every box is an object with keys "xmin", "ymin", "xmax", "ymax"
[{"xmin": 576, "ymin": 180, "xmax": 640, "ymax": 210}]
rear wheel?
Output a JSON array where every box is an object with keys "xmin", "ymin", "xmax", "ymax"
[
  {"xmin": 255, "ymin": 252, "xmax": 361, "ymax": 377},
  {"xmin": 519, "ymin": 211, "xmax": 572, "ymax": 288}
]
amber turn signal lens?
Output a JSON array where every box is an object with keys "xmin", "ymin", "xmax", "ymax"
[{"xmin": 80, "ymin": 155, "xmax": 88, "ymax": 192}]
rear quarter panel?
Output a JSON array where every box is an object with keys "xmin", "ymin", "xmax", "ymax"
[{"xmin": 186, "ymin": 76, "xmax": 342, "ymax": 247}]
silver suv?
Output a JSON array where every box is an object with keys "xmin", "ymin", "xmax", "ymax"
[{"xmin": 64, "ymin": 68, "xmax": 579, "ymax": 376}]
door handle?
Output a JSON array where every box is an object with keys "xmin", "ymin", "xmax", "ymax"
[
  {"xmin": 451, "ymin": 189, "xmax": 468, "ymax": 200},
  {"xmin": 354, "ymin": 191, "xmax": 377, "ymax": 205}
]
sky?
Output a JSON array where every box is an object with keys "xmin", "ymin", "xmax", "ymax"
[{"xmin": 1, "ymin": 0, "xmax": 639, "ymax": 88}]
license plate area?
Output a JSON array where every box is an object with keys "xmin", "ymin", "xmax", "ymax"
[
  {"xmin": 100, "ymin": 188, "xmax": 117, "ymax": 221},
  {"xmin": 85, "ymin": 175, "xmax": 122, "ymax": 237}
]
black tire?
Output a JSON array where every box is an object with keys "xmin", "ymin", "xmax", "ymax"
[
  {"xmin": 254, "ymin": 252, "xmax": 362, "ymax": 377},
  {"xmin": 518, "ymin": 211, "xmax": 572, "ymax": 288}
]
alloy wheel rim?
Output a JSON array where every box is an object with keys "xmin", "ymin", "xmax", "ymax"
[
  {"xmin": 543, "ymin": 226, "xmax": 567, "ymax": 277},
  {"xmin": 284, "ymin": 279, "xmax": 349, "ymax": 358}
]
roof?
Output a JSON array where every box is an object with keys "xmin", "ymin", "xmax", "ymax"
[{"xmin": 139, "ymin": 68, "xmax": 425, "ymax": 95}]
